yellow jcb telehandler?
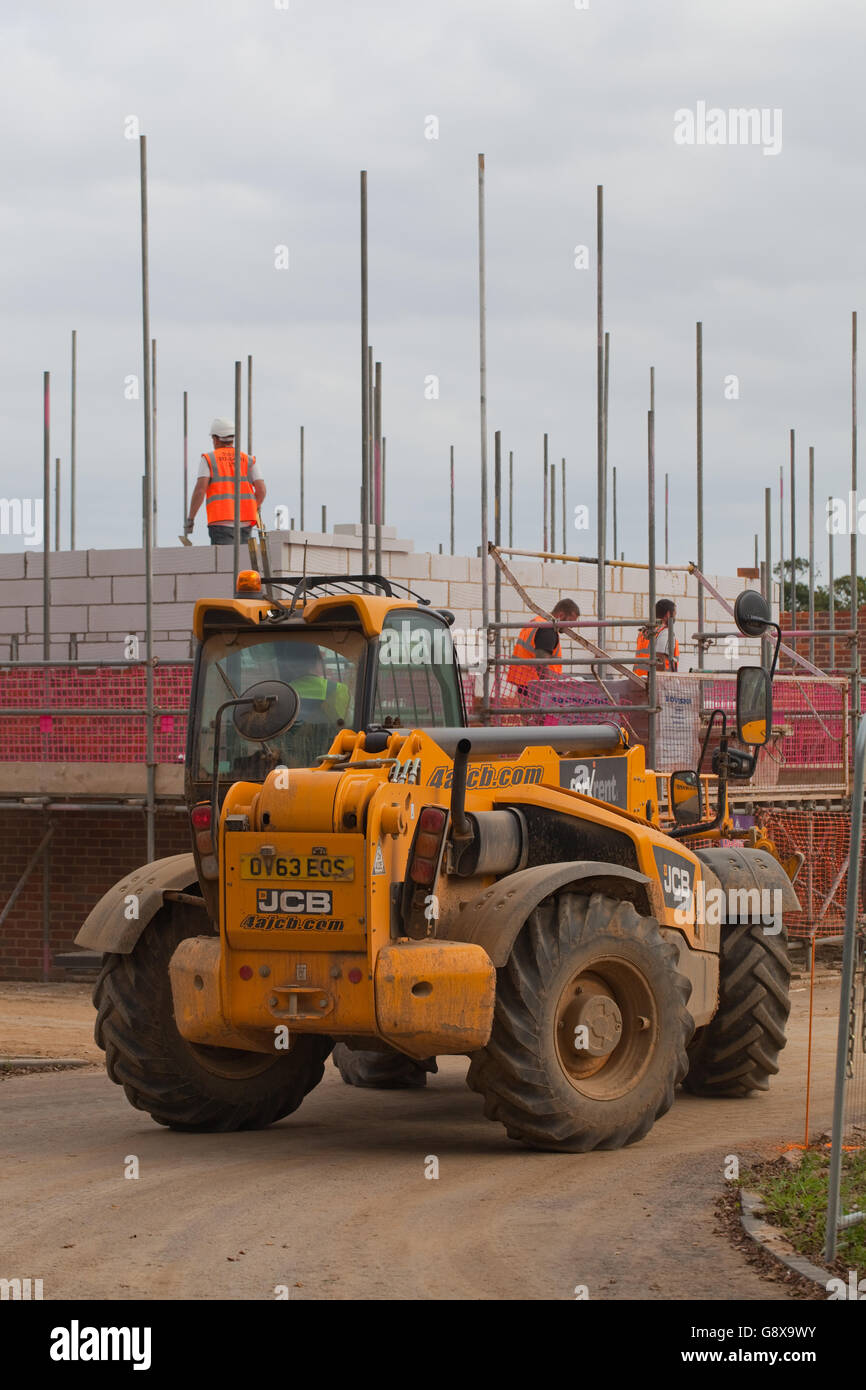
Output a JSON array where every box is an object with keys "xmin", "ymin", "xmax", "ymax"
[{"xmin": 77, "ymin": 574, "xmax": 798, "ymax": 1151}]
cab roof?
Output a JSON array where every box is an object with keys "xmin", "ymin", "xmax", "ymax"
[{"xmin": 193, "ymin": 592, "xmax": 425, "ymax": 640}]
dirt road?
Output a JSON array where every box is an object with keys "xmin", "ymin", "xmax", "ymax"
[
  {"xmin": 0, "ymin": 982, "xmax": 101, "ymax": 1061},
  {"xmin": 0, "ymin": 977, "xmax": 842, "ymax": 1301}
]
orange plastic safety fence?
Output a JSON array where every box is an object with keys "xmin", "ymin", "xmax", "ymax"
[{"xmin": 0, "ymin": 665, "xmax": 191, "ymax": 764}]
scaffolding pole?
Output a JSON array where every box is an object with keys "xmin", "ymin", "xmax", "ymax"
[
  {"xmin": 852, "ymin": 311, "xmax": 860, "ymax": 734},
  {"xmin": 696, "ymin": 324, "xmax": 704, "ymax": 670},
  {"xmin": 139, "ymin": 135, "xmax": 155, "ymax": 863},
  {"xmin": 478, "ymin": 153, "xmax": 490, "ymax": 717},
  {"xmin": 809, "ymin": 446, "xmax": 815, "ymax": 667},
  {"xmin": 42, "ymin": 372, "xmax": 50, "ymax": 660},
  {"xmin": 360, "ymin": 171, "xmax": 369, "ymax": 577},
  {"xmin": 70, "ymin": 329, "xmax": 77, "ymax": 550},
  {"xmin": 597, "ymin": 186, "xmax": 606, "ymax": 629}
]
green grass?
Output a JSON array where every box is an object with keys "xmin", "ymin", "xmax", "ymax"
[{"xmin": 745, "ymin": 1147, "xmax": 866, "ymax": 1274}]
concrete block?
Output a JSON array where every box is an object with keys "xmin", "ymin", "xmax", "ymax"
[
  {"xmin": 448, "ymin": 582, "xmax": 481, "ymax": 611},
  {"xmin": 24, "ymin": 550, "xmax": 89, "ymax": 579},
  {"xmin": 283, "ymin": 546, "xmax": 348, "ymax": 576},
  {"xmin": 521, "ymin": 587, "xmax": 562, "ymax": 614},
  {"xmin": 620, "ymin": 567, "xmax": 649, "ymax": 594},
  {"xmin": 87, "ymin": 547, "xmax": 146, "ymax": 577},
  {"xmin": 0, "ymin": 608, "xmax": 26, "ymax": 633},
  {"xmin": 27, "ymin": 605, "xmax": 88, "ymax": 636},
  {"xmin": 430, "ymin": 554, "xmax": 469, "ymax": 582},
  {"xmin": 49, "ymin": 577, "xmax": 113, "ymax": 605},
  {"xmin": 542, "ymin": 561, "xmax": 580, "ymax": 589},
  {"xmin": 389, "ymin": 551, "xmax": 431, "ymax": 581},
  {"xmin": 214, "ymin": 545, "xmax": 249, "ymax": 573},
  {"xmin": 88, "ymin": 604, "xmax": 147, "ymax": 632},
  {"xmin": 410, "ymin": 579, "xmax": 449, "ymax": 606},
  {"xmin": 75, "ymin": 641, "xmax": 128, "ymax": 661},
  {"xmin": 176, "ymin": 571, "xmax": 234, "ymax": 601},
  {"xmin": 504, "ymin": 560, "xmax": 544, "ymax": 589},
  {"xmin": 170, "ymin": 630, "xmax": 194, "ymax": 644},
  {"xmin": 713, "ymin": 574, "xmax": 745, "ymax": 600},
  {"xmin": 113, "ymin": 574, "xmax": 175, "ymax": 604},
  {"xmin": 0, "ymin": 579, "xmax": 42, "ymax": 606},
  {"xmin": 0, "ymin": 554, "xmax": 26, "ymax": 580},
  {"xmin": 333, "ymin": 523, "xmax": 401, "ymax": 541},
  {"xmin": 603, "ymin": 591, "xmax": 642, "ymax": 621},
  {"xmin": 153, "ymin": 544, "xmax": 218, "ymax": 574},
  {"xmin": 153, "ymin": 602, "xmax": 194, "ymax": 631},
  {"xmin": 153, "ymin": 641, "xmax": 193, "ymax": 661}
]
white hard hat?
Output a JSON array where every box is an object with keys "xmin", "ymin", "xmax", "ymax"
[{"xmin": 210, "ymin": 416, "xmax": 234, "ymax": 439}]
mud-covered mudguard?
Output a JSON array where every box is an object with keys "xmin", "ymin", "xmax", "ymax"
[
  {"xmin": 441, "ymin": 861, "xmax": 654, "ymax": 967},
  {"xmin": 75, "ymin": 853, "xmax": 201, "ymax": 954},
  {"xmin": 694, "ymin": 846, "xmax": 801, "ymax": 920}
]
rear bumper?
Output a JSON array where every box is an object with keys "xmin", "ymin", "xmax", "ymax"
[{"xmin": 170, "ymin": 936, "xmax": 495, "ymax": 1060}]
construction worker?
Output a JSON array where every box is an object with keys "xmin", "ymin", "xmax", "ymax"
[
  {"xmin": 287, "ymin": 643, "xmax": 351, "ymax": 726},
  {"xmin": 506, "ymin": 599, "xmax": 580, "ymax": 687},
  {"xmin": 635, "ymin": 598, "xmax": 680, "ymax": 679},
  {"xmin": 185, "ymin": 416, "xmax": 265, "ymax": 546}
]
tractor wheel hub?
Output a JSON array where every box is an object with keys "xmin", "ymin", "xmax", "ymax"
[{"xmin": 573, "ymin": 993, "xmax": 623, "ymax": 1057}]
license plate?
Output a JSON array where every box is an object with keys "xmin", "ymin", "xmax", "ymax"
[{"xmin": 240, "ymin": 854, "xmax": 355, "ymax": 882}]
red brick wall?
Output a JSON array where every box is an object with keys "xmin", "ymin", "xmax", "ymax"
[
  {"xmin": 0, "ymin": 811, "xmax": 191, "ymax": 980},
  {"xmin": 779, "ymin": 608, "xmax": 864, "ymax": 675}
]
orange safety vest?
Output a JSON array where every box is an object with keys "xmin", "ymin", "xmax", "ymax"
[
  {"xmin": 506, "ymin": 617, "xmax": 562, "ymax": 687},
  {"xmin": 203, "ymin": 448, "xmax": 258, "ymax": 526},
  {"xmin": 635, "ymin": 624, "xmax": 679, "ymax": 679}
]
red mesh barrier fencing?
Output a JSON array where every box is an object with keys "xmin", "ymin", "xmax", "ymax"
[
  {"xmin": 755, "ymin": 808, "xmax": 857, "ymax": 940},
  {"xmin": 0, "ymin": 666, "xmax": 191, "ymax": 763}
]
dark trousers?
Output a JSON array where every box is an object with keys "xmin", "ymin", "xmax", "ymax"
[{"xmin": 208, "ymin": 524, "xmax": 252, "ymax": 546}]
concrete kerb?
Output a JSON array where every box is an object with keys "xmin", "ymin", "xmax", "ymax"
[
  {"xmin": 0, "ymin": 1057, "xmax": 92, "ymax": 1071},
  {"xmin": 739, "ymin": 1188, "xmax": 834, "ymax": 1291}
]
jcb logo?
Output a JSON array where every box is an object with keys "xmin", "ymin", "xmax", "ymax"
[
  {"xmin": 652, "ymin": 846, "xmax": 697, "ymax": 912},
  {"xmin": 256, "ymin": 890, "xmax": 332, "ymax": 914},
  {"xmin": 663, "ymin": 863, "xmax": 692, "ymax": 905}
]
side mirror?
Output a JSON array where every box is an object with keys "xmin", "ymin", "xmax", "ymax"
[
  {"xmin": 232, "ymin": 680, "xmax": 300, "ymax": 741},
  {"xmin": 670, "ymin": 769, "xmax": 703, "ymax": 825},
  {"xmin": 734, "ymin": 589, "xmax": 772, "ymax": 638},
  {"xmin": 736, "ymin": 666, "xmax": 771, "ymax": 746}
]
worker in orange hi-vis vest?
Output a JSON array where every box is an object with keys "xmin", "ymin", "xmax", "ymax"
[
  {"xmin": 506, "ymin": 598, "xmax": 580, "ymax": 688},
  {"xmin": 634, "ymin": 598, "xmax": 680, "ymax": 679},
  {"xmin": 185, "ymin": 416, "xmax": 266, "ymax": 546}
]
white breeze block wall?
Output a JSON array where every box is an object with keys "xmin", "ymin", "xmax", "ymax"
[{"xmin": 0, "ymin": 523, "xmax": 773, "ymax": 666}]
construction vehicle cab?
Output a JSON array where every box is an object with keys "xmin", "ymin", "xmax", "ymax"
[{"xmin": 78, "ymin": 574, "xmax": 799, "ymax": 1151}]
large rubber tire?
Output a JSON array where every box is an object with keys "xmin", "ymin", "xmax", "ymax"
[
  {"xmin": 682, "ymin": 921, "xmax": 791, "ymax": 1098},
  {"xmin": 466, "ymin": 891, "xmax": 693, "ymax": 1152},
  {"xmin": 332, "ymin": 1043, "xmax": 437, "ymax": 1089},
  {"xmin": 93, "ymin": 908, "xmax": 332, "ymax": 1130}
]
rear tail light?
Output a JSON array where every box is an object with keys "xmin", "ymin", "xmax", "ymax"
[
  {"xmin": 190, "ymin": 803, "xmax": 213, "ymax": 855},
  {"xmin": 408, "ymin": 805, "xmax": 448, "ymax": 886}
]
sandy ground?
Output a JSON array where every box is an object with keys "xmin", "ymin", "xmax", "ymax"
[
  {"xmin": 0, "ymin": 982, "xmax": 101, "ymax": 1061},
  {"xmin": 0, "ymin": 973, "xmax": 845, "ymax": 1301}
]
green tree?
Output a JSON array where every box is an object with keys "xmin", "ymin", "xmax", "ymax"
[{"xmin": 813, "ymin": 575, "xmax": 866, "ymax": 611}]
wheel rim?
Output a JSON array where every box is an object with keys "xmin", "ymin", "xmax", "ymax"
[
  {"xmin": 554, "ymin": 956, "xmax": 658, "ymax": 1100},
  {"xmin": 187, "ymin": 1041, "xmax": 281, "ymax": 1080}
]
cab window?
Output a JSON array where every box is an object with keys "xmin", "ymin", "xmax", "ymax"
[
  {"xmin": 194, "ymin": 629, "xmax": 365, "ymax": 781},
  {"xmin": 371, "ymin": 612, "xmax": 462, "ymax": 728}
]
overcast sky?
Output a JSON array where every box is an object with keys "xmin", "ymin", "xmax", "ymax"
[{"xmin": 1, "ymin": 0, "xmax": 865, "ymax": 577}]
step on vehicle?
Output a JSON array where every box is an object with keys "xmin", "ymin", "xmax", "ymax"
[{"xmin": 78, "ymin": 574, "xmax": 799, "ymax": 1150}]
